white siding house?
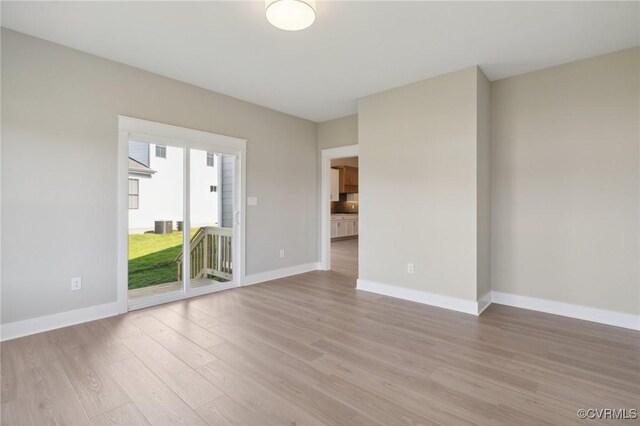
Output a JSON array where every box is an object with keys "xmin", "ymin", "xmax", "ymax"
[{"xmin": 128, "ymin": 142, "xmax": 221, "ymax": 232}]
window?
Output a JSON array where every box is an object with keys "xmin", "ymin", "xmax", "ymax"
[
  {"xmin": 207, "ymin": 152, "xmax": 215, "ymax": 167},
  {"xmin": 155, "ymin": 145, "xmax": 166, "ymax": 158},
  {"xmin": 128, "ymin": 179, "xmax": 139, "ymax": 209}
]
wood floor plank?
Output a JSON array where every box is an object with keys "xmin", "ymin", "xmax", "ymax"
[
  {"xmin": 151, "ymin": 307, "xmax": 225, "ymax": 348},
  {"xmin": 208, "ymin": 341, "xmax": 360, "ymax": 425},
  {"xmin": 98, "ymin": 315, "xmax": 144, "ymax": 339},
  {"xmin": 57, "ymin": 347, "xmax": 131, "ymax": 418},
  {"xmin": 1, "ymin": 400, "xmax": 34, "ymax": 426},
  {"xmin": 0, "ymin": 341, "xmax": 20, "ymax": 404},
  {"xmin": 310, "ymin": 338, "xmax": 497, "ymax": 422},
  {"xmin": 197, "ymin": 394, "xmax": 280, "ymax": 426},
  {"xmin": 72, "ymin": 320, "xmax": 134, "ymax": 366},
  {"xmin": 197, "ymin": 359, "xmax": 327, "ymax": 426},
  {"xmin": 311, "ymin": 354, "xmax": 480, "ymax": 426},
  {"xmin": 2, "ymin": 361, "xmax": 91, "ymax": 426},
  {"xmin": 167, "ymin": 298, "xmax": 238, "ymax": 324},
  {"xmin": 130, "ymin": 314, "xmax": 169, "ymax": 334},
  {"xmin": 215, "ymin": 307, "xmax": 323, "ymax": 345},
  {"xmin": 165, "ymin": 302, "xmax": 224, "ymax": 330},
  {"xmin": 90, "ymin": 402, "xmax": 150, "ymax": 426},
  {"xmin": 107, "ymin": 357, "xmax": 206, "ymax": 425},
  {"xmin": 122, "ymin": 333, "xmax": 223, "ymax": 409},
  {"xmin": 429, "ymin": 366, "xmax": 580, "ymax": 425},
  {"xmin": 212, "ymin": 322, "xmax": 323, "ymax": 362},
  {"xmin": 147, "ymin": 327, "xmax": 218, "ymax": 369}
]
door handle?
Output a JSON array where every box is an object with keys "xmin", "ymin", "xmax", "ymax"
[{"xmin": 234, "ymin": 211, "xmax": 240, "ymax": 225}]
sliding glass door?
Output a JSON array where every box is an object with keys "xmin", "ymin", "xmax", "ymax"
[{"xmin": 120, "ymin": 119, "xmax": 244, "ymax": 311}]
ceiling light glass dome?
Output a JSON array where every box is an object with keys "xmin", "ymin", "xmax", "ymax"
[{"xmin": 265, "ymin": 0, "xmax": 316, "ymax": 31}]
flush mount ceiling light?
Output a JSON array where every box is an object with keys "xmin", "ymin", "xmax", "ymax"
[{"xmin": 265, "ymin": 0, "xmax": 316, "ymax": 31}]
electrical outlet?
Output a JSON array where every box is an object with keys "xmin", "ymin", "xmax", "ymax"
[
  {"xmin": 280, "ymin": 249, "xmax": 285, "ymax": 258},
  {"xmin": 71, "ymin": 277, "xmax": 82, "ymax": 291},
  {"xmin": 407, "ymin": 263, "xmax": 414, "ymax": 274}
]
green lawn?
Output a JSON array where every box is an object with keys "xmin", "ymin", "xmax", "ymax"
[{"xmin": 128, "ymin": 229, "xmax": 197, "ymax": 289}]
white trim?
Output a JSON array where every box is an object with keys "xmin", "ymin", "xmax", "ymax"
[
  {"xmin": 117, "ymin": 129, "xmax": 130, "ymax": 314},
  {"xmin": 0, "ymin": 301, "xmax": 120, "ymax": 342},
  {"xmin": 477, "ymin": 291, "xmax": 492, "ymax": 314},
  {"xmin": 491, "ymin": 291, "xmax": 640, "ymax": 331},
  {"xmin": 319, "ymin": 144, "xmax": 359, "ymax": 271},
  {"xmin": 242, "ymin": 262, "xmax": 320, "ymax": 287},
  {"xmin": 119, "ymin": 116, "xmax": 246, "ymax": 154},
  {"xmin": 357, "ymin": 279, "xmax": 482, "ymax": 315},
  {"xmin": 354, "ymin": 280, "xmax": 639, "ymax": 329},
  {"xmin": 117, "ymin": 116, "xmax": 247, "ymax": 312}
]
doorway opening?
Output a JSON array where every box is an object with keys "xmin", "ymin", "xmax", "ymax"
[
  {"xmin": 329, "ymin": 157, "xmax": 359, "ymax": 281},
  {"xmin": 118, "ymin": 117, "xmax": 246, "ymax": 312},
  {"xmin": 320, "ymin": 144, "xmax": 359, "ymax": 284}
]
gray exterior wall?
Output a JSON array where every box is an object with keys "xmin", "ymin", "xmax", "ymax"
[{"xmin": 221, "ymin": 154, "xmax": 235, "ymax": 228}]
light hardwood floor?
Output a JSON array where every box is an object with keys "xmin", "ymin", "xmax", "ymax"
[{"xmin": 2, "ymin": 238, "xmax": 639, "ymax": 425}]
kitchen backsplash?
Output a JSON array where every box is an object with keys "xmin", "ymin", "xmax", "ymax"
[{"xmin": 331, "ymin": 193, "xmax": 359, "ymax": 213}]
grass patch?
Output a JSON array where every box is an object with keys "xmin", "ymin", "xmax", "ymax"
[{"xmin": 128, "ymin": 229, "xmax": 197, "ymax": 290}]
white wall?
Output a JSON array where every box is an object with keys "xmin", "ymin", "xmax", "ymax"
[
  {"xmin": 358, "ymin": 67, "xmax": 485, "ymax": 302},
  {"xmin": 491, "ymin": 47, "xmax": 640, "ymax": 315},
  {"xmin": 1, "ymin": 29, "xmax": 318, "ymax": 325}
]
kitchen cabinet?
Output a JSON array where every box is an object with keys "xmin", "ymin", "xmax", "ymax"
[
  {"xmin": 331, "ymin": 214, "xmax": 358, "ymax": 239},
  {"xmin": 336, "ymin": 166, "xmax": 358, "ymax": 193},
  {"xmin": 330, "ymin": 168, "xmax": 340, "ymax": 201}
]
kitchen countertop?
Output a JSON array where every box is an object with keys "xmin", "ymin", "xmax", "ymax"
[{"xmin": 332, "ymin": 213, "xmax": 358, "ymax": 218}]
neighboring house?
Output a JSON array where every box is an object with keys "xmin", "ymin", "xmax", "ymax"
[{"xmin": 128, "ymin": 141, "xmax": 229, "ymax": 233}]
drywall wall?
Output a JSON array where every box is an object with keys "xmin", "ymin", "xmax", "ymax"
[
  {"xmin": 476, "ymin": 69, "xmax": 491, "ymax": 300},
  {"xmin": 1, "ymin": 29, "xmax": 318, "ymax": 325},
  {"xmin": 358, "ymin": 67, "xmax": 483, "ymax": 302},
  {"xmin": 318, "ymin": 115, "xmax": 358, "ymax": 149},
  {"xmin": 491, "ymin": 47, "xmax": 640, "ymax": 315}
]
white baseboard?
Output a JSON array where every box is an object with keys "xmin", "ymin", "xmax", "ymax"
[
  {"xmin": 491, "ymin": 291, "xmax": 640, "ymax": 331},
  {"xmin": 477, "ymin": 292, "xmax": 492, "ymax": 314},
  {"xmin": 242, "ymin": 262, "xmax": 320, "ymax": 287},
  {"xmin": 357, "ymin": 279, "xmax": 484, "ymax": 315},
  {"xmin": 0, "ymin": 301, "xmax": 120, "ymax": 342}
]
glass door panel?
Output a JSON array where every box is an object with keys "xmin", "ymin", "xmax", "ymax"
[
  {"xmin": 188, "ymin": 148, "xmax": 235, "ymax": 291},
  {"xmin": 128, "ymin": 140, "xmax": 185, "ymax": 302}
]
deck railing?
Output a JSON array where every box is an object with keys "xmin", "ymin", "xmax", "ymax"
[{"xmin": 176, "ymin": 226, "xmax": 233, "ymax": 282}]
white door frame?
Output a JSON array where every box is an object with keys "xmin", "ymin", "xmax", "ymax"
[
  {"xmin": 319, "ymin": 144, "xmax": 359, "ymax": 271},
  {"xmin": 117, "ymin": 116, "xmax": 247, "ymax": 313}
]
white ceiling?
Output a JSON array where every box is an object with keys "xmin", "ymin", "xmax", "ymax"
[{"xmin": 2, "ymin": 1, "xmax": 638, "ymax": 122}]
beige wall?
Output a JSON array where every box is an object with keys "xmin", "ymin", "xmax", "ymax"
[
  {"xmin": 491, "ymin": 47, "xmax": 640, "ymax": 315},
  {"xmin": 1, "ymin": 29, "xmax": 318, "ymax": 324},
  {"xmin": 476, "ymin": 69, "xmax": 492, "ymax": 299},
  {"xmin": 318, "ymin": 114, "xmax": 358, "ymax": 150},
  {"xmin": 358, "ymin": 67, "xmax": 485, "ymax": 302}
]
